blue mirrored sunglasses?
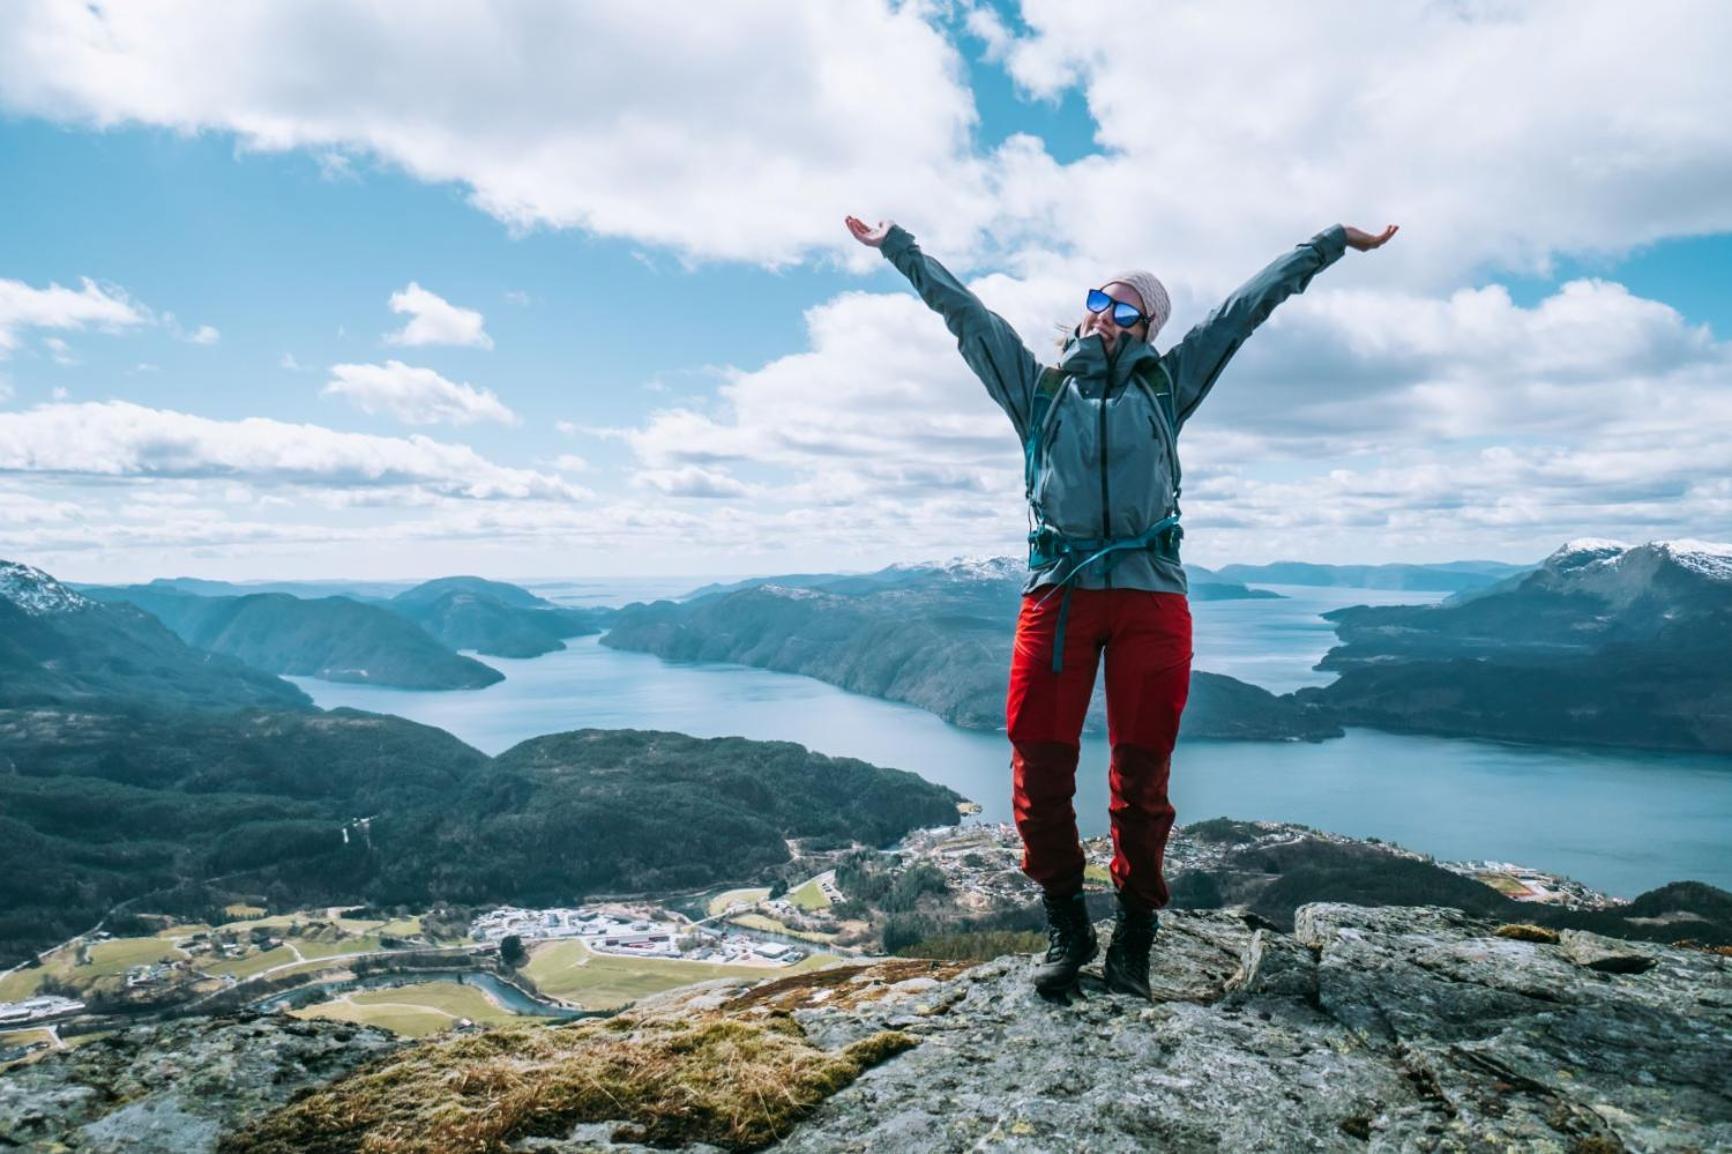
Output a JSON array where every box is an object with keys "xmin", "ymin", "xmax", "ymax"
[{"xmin": 1086, "ymin": 287, "xmax": 1147, "ymax": 328}]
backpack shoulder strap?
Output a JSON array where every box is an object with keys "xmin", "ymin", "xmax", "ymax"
[
  {"xmin": 1131, "ymin": 359, "xmax": 1178, "ymax": 433},
  {"xmin": 1024, "ymin": 366, "xmax": 1068, "ymax": 494},
  {"xmin": 1130, "ymin": 358, "xmax": 1183, "ymax": 507}
]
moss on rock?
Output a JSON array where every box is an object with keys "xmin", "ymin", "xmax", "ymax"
[{"xmin": 220, "ymin": 1010, "xmax": 918, "ymax": 1154}]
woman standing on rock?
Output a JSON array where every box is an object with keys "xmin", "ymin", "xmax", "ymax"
[{"xmin": 846, "ymin": 212, "xmax": 1397, "ymax": 1000}]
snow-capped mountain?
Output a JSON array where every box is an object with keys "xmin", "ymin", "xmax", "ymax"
[
  {"xmin": 0, "ymin": 559, "xmax": 95, "ymax": 617},
  {"xmin": 1312, "ymin": 537, "xmax": 1732, "ymax": 752},
  {"xmin": 1544, "ymin": 538, "xmax": 1732, "ymax": 579},
  {"xmin": 1530, "ymin": 538, "xmax": 1732, "ymax": 610},
  {"xmin": 886, "ymin": 556, "xmax": 1025, "ymax": 584}
]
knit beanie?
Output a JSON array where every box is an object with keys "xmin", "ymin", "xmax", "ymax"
[{"xmin": 1104, "ymin": 269, "xmax": 1172, "ymax": 343}]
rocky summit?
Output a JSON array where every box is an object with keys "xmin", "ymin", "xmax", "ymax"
[{"xmin": 3, "ymin": 904, "xmax": 1728, "ymax": 1153}]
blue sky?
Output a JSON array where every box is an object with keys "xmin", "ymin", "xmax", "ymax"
[{"xmin": 1, "ymin": 1, "xmax": 1728, "ymax": 582}]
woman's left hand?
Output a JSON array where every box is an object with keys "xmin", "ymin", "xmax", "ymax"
[{"xmin": 1344, "ymin": 224, "xmax": 1399, "ymax": 251}]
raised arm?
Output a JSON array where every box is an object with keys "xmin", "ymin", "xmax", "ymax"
[
  {"xmin": 1165, "ymin": 223, "xmax": 1362, "ymax": 427},
  {"xmin": 848, "ymin": 215, "xmax": 1043, "ymax": 441}
]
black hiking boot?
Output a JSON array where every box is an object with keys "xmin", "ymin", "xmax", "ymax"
[
  {"xmin": 1032, "ymin": 889, "xmax": 1097, "ymax": 998},
  {"xmin": 1102, "ymin": 894, "xmax": 1158, "ymax": 999}
]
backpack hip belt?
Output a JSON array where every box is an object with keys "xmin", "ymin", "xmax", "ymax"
[{"xmin": 1026, "ymin": 517, "xmax": 1184, "ymax": 674}]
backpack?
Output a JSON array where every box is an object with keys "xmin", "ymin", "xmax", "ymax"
[{"xmin": 1020, "ymin": 360, "xmax": 1185, "ymax": 672}]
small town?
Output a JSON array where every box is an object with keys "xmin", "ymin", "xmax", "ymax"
[
  {"xmin": 1435, "ymin": 858, "xmax": 1617, "ymax": 909},
  {"xmin": 469, "ymin": 903, "xmax": 813, "ymax": 966}
]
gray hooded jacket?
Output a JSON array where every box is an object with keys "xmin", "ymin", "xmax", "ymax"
[{"xmin": 879, "ymin": 222, "xmax": 1348, "ymax": 596}]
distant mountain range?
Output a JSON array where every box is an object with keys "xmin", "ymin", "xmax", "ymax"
[
  {"xmin": 0, "ymin": 560, "xmax": 311, "ymax": 713},
  {"xmin": 685, "ymin": 557, "xmax": 1284, "ymax": 602},
  {"xmin": 1301, "ymin": 539, "xmax": 1732, "ymax": 751},
  {"xmin": 79, "ymin": 585, "xmax": 505, "ymax": 690},
  {"xmin": 89, "ymin": 576, "xmax": 425, "ymax": 600},
  {"xmin": 387, "ymin": 577, "xmax": 604, "ymax": 658},
  {"xmin": 603, "ymin": 558, "xmax": 1340, "ymax": 741},
  {"xmin": 1213, "ymin": 559, "xmax": 1531, "ymax": 592},
  {"xmin": 76, "ymin": 574, "xmax": 609, "ymax": 687}
]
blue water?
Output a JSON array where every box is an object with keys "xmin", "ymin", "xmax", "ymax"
[{"xmin": 290, "ymin": 583, "xmax": 1732, "ymax": 899}]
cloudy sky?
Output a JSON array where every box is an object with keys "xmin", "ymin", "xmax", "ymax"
[{"xmin": 2, "ymin": 0, "xmax": 1728, "ymax": 584}]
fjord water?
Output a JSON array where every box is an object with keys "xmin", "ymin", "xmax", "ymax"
[{"xmin": 290, "ymin": 583, "xmax": 1732, "ymax": 898}]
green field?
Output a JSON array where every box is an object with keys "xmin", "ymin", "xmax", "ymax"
[
  {"xmin": 291, "ymin": 934, "xmax": 385, "ymax": 961},
  {"xmin": 202, "ymin": 944, "xmax": 302, "ymax": 980},
  {"xmin": 706, "ymin": 887, "xmax": 770, "ymax": 917},
  {"xmin": 83, "ymin": 938, "xmax": 186, "ymax": 976},
  {"xmin": 0, "ymin": 967, "xmax": 46, "ymax": 1002},
  {"xmin": 522, "ymin": 938, "xmax": 837, "ymax": 1010},
  {"xmin": 290, "ymin": 980, "xmax": 519, "ymax": 1038},
  {"xmin": 0, "ymin": 1027, "xmax": 59, "ymax": 1070},
  {"xmin": 727, "ymin": 913, "xmax": 835, "ymax": 944},
  {"xmin": 789, "ymin": 878, "xmax": 832, "ymax": 911},
  {"xmin": 0, "ymin": 936, "xmax": 187, "ymax": 1000},
  {"xmin": 0, "ymin": 1027, "xmax": 56, "ymax": 1050},
  {"xmin": 152, "ymin": 922, "xmax": 215, "ymax": 942}
]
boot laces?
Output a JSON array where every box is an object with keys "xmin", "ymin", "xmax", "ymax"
[{"xmin": 1042, "ymin": 895, "xmax": 1087, "ymax": 961}]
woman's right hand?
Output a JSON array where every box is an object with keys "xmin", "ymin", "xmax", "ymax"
[{"xmin": 845, "ymin": 215, "xmax": 893, "ymax": 248}]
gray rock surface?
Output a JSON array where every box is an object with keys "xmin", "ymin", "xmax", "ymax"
[
  {"xmin": 523, "ymin": 905, "xmax": 1732, "ymax": 1152},
  {"xmin": 0, "ymin": 1013, "xmax": 400, "ymax": 1153},
  {"xmin": 5, "ymin": 906, "xmax": 1728, "ymax": 1153}
]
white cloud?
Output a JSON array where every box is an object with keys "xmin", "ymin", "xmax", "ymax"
[
  {"xmin": 0, "ymin": 0, "xmax": 996, "ymax": 267},
  {"xmin": 602, "ymin": 259, "xmax": 1732, "ymax": 564},
  {"xmin": 983, "ymin": 1, "xmax": 1732, "ymax": 290},
  {"xmin": 323, "ymin": 359, "xmax": 517, "ymax": 426},
  {"xmin": 42, "ymin": 336, "xmax": 76, "ymax": 365},
  {"xmin": 0, "ymin": 400, "xmax": 580, "ymax": 500},
  {"xmin": 1172, "ymin": 274, "xmax": 1728, "ymax": 448},
  {"xmin": 0, "ymin": 276, "xmax": 144, "ymax": 355},
  {"xmin": 2, "ymin": 1, "xmax": 1728, "ymax": 284},
  {"xmin": 0, "ymin": 1, "xmax": 1726, "ymax": 571},
  {"xmin": 633, "ymin": 466, "xmax": 753, "ymax": 499},
  {"xmin": 280, "ymin": 352, "xmax": 304, "ymax": 371},
  {"xmin": 159, "ymin": 311, "xmax": 221, "ymax": 345},
  {"xmin": 385, "ymin": 282, "xmax": 493, "ymax": 349},
  {"xmin": 962, "ymin": 3, "xmax": 1012, "ymax": 62},
  {"xmin": 554, "ymin": 453, "xmax": 588, "ymax": 473},
  {"xmin": 316, "ymin": 151, "xmax": 356, "ymax": 182}
]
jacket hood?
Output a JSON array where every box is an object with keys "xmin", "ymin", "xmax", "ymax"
[{"xmin": 1058, "ymin": 325, "xmax": 1161, "ymax": 393}]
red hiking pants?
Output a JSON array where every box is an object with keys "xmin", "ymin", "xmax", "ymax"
[{"xmin": 1006, "ymin": 587, "xmax": 1192, "ymax": 910}]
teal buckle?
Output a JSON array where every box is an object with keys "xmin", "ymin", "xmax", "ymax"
[{"xmin": 1027, "ymin": 517, "xmax": 1182, "ymax": 673}]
